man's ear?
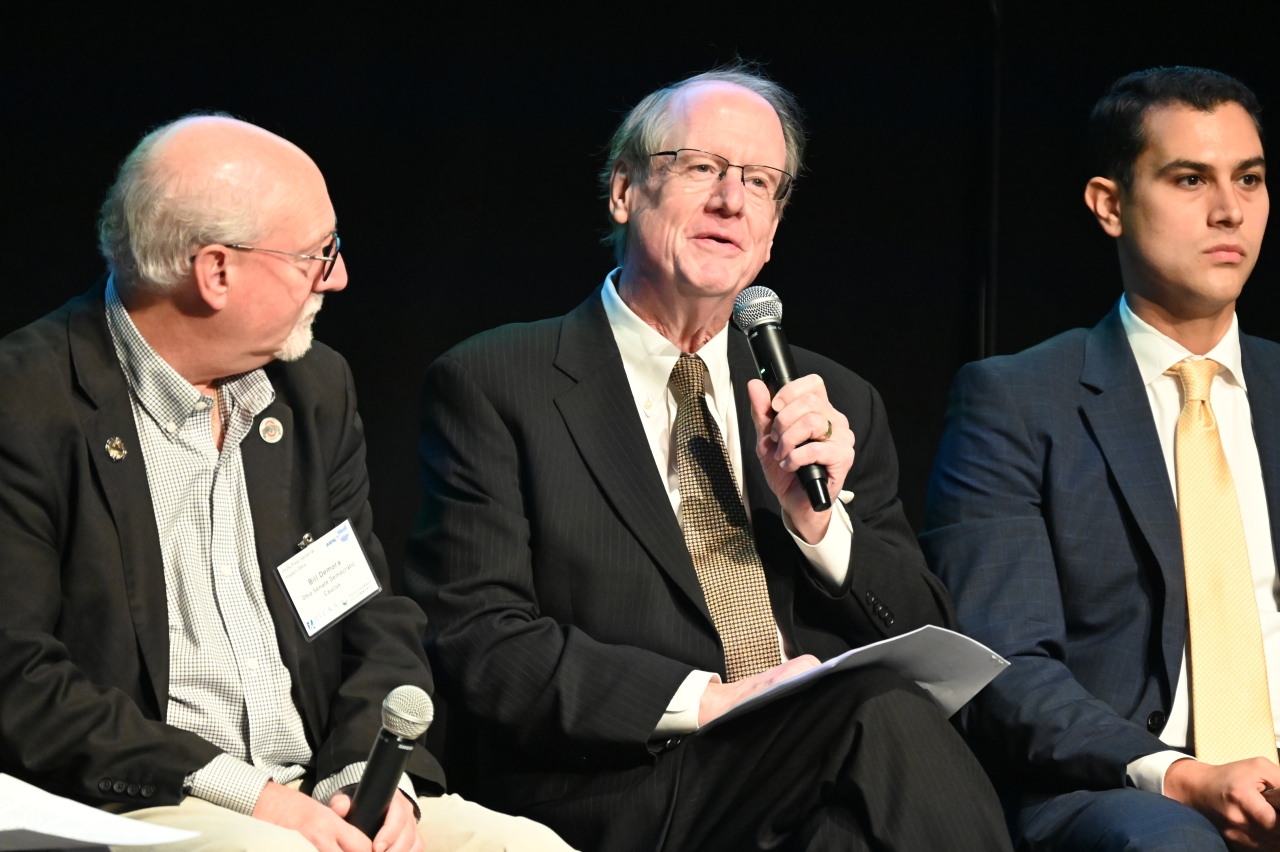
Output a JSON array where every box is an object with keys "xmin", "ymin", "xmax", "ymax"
[
  {"xmin": 1084, "ymin": 176, "xmax": 1125, "ymax": 238},
  {"xmin": 609, "ymin": 161, "xmax": 633, "ymax": 226},
  {"xmin": 190, "ymin": 245, "xmax": 231, "ymax": 311}
]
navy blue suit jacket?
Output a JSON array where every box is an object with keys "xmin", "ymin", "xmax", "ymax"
[{"xmin": 919, "ymin": 302, "xmax": 1280, "ymax": 827}]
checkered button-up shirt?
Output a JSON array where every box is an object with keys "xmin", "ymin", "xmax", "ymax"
[{"xmin": 105, "ymin": 281, "xmax": 371, "ymax": 814}]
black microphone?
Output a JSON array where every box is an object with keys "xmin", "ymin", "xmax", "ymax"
[
  {"xmin": 348, "ymin": 685, "xmax": 434, "ymax": 838},
  {"xmin": 732, "ymin": 286, "xmax": 832, "ymax": 513}
]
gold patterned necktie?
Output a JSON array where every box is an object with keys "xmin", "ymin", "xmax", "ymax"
[
  {"xmin": 670, "ymin": 354, "xmax": 782, "ymax": 682},
  {"xmin": 1170, "ymin": 358, "xmax": 1277, "ymax": 765}
]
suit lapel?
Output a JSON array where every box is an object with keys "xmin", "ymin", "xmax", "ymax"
[
  {"xmin": 239, "ymin": 394, "xmax": 321, "ymax": 734},
  {"xmin": 1078, "ymin": 305, "xmax": 1185, "ymax": 693},
  {"xmin": 1241, "ymin": 335, "xmax": 1280, "ymax": 570},
  {"xmin": 70, "ymin": 285, "xmax": 171, "ymax": 715},
  {"xmin": 553, "ymin": 290, "xmax": 712, "ymax": 624}
]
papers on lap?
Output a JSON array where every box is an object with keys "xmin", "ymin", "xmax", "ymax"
[
  {"xmin": 697, "ymin": 625, "xmax": 1010, "ymax": 733},
  {"xmin": 0, "ymin": 774, "xmax": 196, "ymax": 850}
]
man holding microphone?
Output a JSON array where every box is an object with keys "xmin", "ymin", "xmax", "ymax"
[
  {"xmin": 408, "ymin": 65, "xmax": 1009, "ymax": 852},
  {"xmin": 0, "ymin": 114, "xmax": 571, "ymax": 852}
]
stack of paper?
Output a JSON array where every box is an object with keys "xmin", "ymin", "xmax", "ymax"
[{"xmin": 699, "ymin": 624, "xmax": 1010, "ymax": 732}]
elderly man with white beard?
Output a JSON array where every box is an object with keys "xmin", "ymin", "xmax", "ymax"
[{"xmin": 0, "ymin": 115, "xmax": 573, "ymax": 852}]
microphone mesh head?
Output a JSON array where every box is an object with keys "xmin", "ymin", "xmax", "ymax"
[
  {"xmin": 382, "ymin": 685, "xmax": 434, "ymax": 740},
  {"xmin": 732, "ymin": 286, "xmax": 783, "ymax": 332}
]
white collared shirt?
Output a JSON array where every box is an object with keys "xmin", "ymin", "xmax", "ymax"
[
  {"xmin": 1119, "ymin": 295, "xmax": 1280, "ymax": 793},
  {"xmin": 599, "ymin": 271, "xmax": 854, "ymax": 736}
]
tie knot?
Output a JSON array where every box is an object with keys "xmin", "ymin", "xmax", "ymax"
[
  {"xmin": 1168, "ymin": 358, "xmax": 1222, "ymax": 402},
  {"xmin": 670, "ymin": 354, "xmax": 706, "ymax": 403}
]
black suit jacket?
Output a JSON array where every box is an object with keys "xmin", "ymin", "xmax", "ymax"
[
  {"xmin": 406, "ymin": 286, "xmax": 954, "ymax": 813},
  {"xmin": 920, "ymin": 304, "xmax": 1280, "ymax": 834},
  {"xmin": 0, "ymin": 281, "xmax": 444, "ymax": 809}
]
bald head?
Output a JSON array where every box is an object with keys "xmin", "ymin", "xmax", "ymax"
[
  {"xmin": 99, "ymin": 114, "xmax": 327, "ymax": 297},
  {"xmin": 663, "ymin": 81, "xmax": 787, "ymax": 168}
]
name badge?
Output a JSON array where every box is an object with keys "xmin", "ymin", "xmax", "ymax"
[{"xmin": 276, "ymin": 519, "xmax": 381, "ymax": 640}]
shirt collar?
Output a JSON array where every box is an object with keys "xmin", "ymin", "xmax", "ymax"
[
  {"xmin": 1118, "ymin": 293, "xmax": 1246, "ymax": 391},
  {"xmin": 105, "ymin": 276, "xmax": 276, "ymax": 430},
  {"xmin": 601, "ymin": 269, "xmax": 733, "ymax": 404}
]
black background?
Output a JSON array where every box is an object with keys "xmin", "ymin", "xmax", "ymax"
[{"xmin": 4, "ymin": 2, "xmax": 1278, "ymax": 584}]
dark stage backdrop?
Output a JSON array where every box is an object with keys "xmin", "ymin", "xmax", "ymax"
[{"xmin": 3, "ymin": 2, "xmax": 1277, "ymax": 587}]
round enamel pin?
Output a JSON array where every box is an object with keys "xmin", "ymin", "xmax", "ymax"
[{"xmin": 259, "ymin": 417, "xmax": 284, "ymax": 444}]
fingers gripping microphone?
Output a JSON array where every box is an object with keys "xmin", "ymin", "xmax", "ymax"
[
  {"xmin": 732, "ymin": 286, "xmax": 832, "ymax": 513},
  {"xmin": 348, "ymin": 685, "xmax": 434, "ymax": 838}
]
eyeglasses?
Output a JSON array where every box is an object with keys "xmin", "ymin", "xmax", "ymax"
[
  {"xmin": 205, "ymin": 231, "xmax": 342, "ymax": 281},
  {"xmin": 649, "ymin": 149, "xmax": 794, "ymax": 202}
]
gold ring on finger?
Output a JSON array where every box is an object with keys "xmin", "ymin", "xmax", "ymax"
[{"xmin": 821, "ymin": 419, "xmax": 833, "ymax": 441}]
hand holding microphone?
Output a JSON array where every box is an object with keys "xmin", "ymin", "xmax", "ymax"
[
  {"xmin": 732, "ymin": 287, "xmax": 855, "ymax": 537},
  {"xmin": 346, "ymin": 685, "xmax": 434, "ymax": 839}
]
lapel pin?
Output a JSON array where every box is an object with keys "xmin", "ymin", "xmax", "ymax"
[
  {"xmin": 259, "ymin": 417, "xmax": 284, "ymax": 444},
  {"xmin": 104, "ymin": 437, "xmax": 127, "ymax": 462},
  {"xmin": 297, "ymin": 533, "xmax": 314, "ymax": 550}
]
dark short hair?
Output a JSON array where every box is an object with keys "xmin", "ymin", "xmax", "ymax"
[{"xmin": 1088, "ymin": 66, "xmax": 1264, "ymax": 190}]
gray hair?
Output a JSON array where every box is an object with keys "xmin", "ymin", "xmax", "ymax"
[
  {"xmin": 98, "ymin": 112, "xmax": 267, "ymax": 297},
  {"xmin": 599, "ymin": 62, "xmax": 806, "ymax": 264}
]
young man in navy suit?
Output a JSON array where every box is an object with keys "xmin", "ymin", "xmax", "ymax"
[{"xmin": 923, "ymin": 67, "xmax": 1278, "ymax": 851}]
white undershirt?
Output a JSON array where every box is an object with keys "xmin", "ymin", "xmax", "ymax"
[
  {"xmin": 598, "ymin": 272, "xmax": 854, "ymax": 737},
  {"xmin": 1119, "ymin": 296, "xmax": 1280, "ymax": 794}
]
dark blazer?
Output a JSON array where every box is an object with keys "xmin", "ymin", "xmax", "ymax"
[
  {"xmin": 405, "ymin": 286, "xmax": 954, "ymax": 815},
  {"xmin": 919, "ymin": 303, "xmax": 1280, "ymax": 831},
  {"xmin": 0, "ymin": 281, "xmax": 444, "ymax": 809}
]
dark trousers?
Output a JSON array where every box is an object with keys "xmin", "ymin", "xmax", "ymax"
[
  {"xmin": 523, "ymin": 667, "xmax": 1012, "ymax": 852},
  {"xmin": 1015, "ymin": 788, "xmax": 1225, "ymax": 852}
]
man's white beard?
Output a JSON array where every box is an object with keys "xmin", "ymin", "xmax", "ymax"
[{"xmin": 274, "ymin": 293, "xmax": 324, "ymax": 362}]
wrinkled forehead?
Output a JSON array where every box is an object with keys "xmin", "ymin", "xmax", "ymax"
[{"xmin": 664, "ymin": 82, "xmax": 787, "ymax": 168}]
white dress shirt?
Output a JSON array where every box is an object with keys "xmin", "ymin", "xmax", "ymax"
[
  {"xmin": 1118, "ymin": 296, "xmax": 1280, "ymax": 794},
  {"xmin": 599, "ymin": 272, "xmax": 855, "ymax": 737}
]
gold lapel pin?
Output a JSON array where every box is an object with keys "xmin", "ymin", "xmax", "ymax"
[{"xmin": 105, "ymin": 437, "xmax": 127, "ymax": 462}]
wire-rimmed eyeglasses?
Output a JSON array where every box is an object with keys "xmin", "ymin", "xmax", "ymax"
[
  {"xmin": 191, "ymin": 231, "xmax": 342, "ymax": 281},
  {"xmin": 649, "ymin": 149, "xmax": 794, "ymax": 202}
]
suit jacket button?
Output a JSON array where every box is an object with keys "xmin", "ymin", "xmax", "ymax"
[
  {"xmin": 112, "ymin": 780, "xmax": 128, "ymax": 794},
  {"xmin": 98, "ymin": 778, "xmax": 113, "ymax": 792},
  {"xmin": 666, "ymin": 736, "xmax": 683, "ymax": 750},
  {"xmin": 141, "ymin": 785, "xmax": 156, "ymax": 798},
  {"xmin": 865, "ymin": 591, "xmax": 875, "ymax": 604},
  {"xmin": 126, "ymin": 783, "xmax": 140, "ymax": 796},
  {"xmin": 1147, "ymin": 710, "xmax": 1166, "ymax": 733},
  {"xmin": 885, "ymin": 613, "xmax": 895, "ymax": 625}
]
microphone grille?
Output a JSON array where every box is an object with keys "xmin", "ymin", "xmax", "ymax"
[
  {"xmin": 732, "ymin": 286, "xmax": 783, "ymax": 332},
  {"xmin": 382, "ymin": 685, "xmax": 434, "ymax": 740}
]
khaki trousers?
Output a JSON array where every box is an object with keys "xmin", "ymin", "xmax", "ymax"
[{"xmin": 114, "ymin": 785, "xmax": 574, "ymax": 852}]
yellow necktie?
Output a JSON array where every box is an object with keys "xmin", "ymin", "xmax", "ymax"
[{"xmin": 1170, "ymin": 358, "xmax": 1277, "ymax": 765}]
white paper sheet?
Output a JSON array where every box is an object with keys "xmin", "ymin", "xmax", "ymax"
[
  {"xmin": 0, "ymin": 774, "xmax": 196, "ymax": 850},
  {"xmin": 698, "ymin": 625, "xmax": 1009, "ymax": 732}
]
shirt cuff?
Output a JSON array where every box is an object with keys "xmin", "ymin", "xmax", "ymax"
[
  {"xmin": 653, "ymin": 670, "xmax": 719, "ymax": 737},
  {"xmin": 312, "ymin": 762, "xmax": 418, "ymax": 816},
  {"xmin": 782, "ymin": 492, "xmax": 854, "ymax": 590},
  {"xmin": 1126, "ymin": 750, "xmax": 1196, "ymax": 795},
  {"xmin": 184, "ymin": 753, "xmax": 273, "ymax": 815}
]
